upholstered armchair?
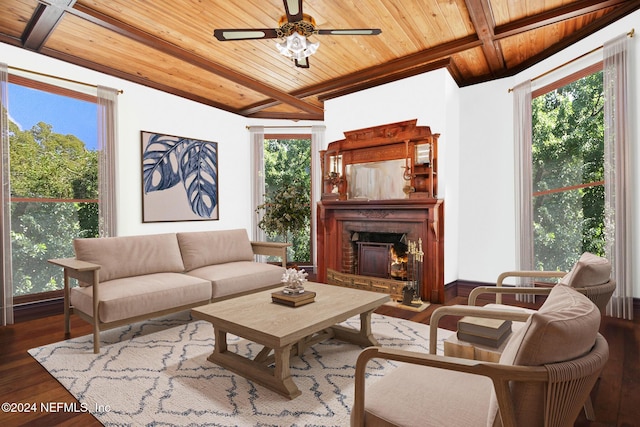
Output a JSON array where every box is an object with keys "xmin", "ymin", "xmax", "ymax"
[
  {"xmin": 467, "ymin": 252, "xmax": 616, "ymax": 314},
  {"xmin": 429, "ymin": 252, "xmax": 614, "ymax": 356},
  {"xmin": 425, "ymin": 252, "xmax": 614, "ymax": 421},
  {"xmin": 351, "ymin": 285, "xmax": 609, "ymax": 427}
]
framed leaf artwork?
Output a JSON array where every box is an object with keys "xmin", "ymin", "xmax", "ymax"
[{"xmin": 141, "ymin": 131, "xmax": 219, "ymax": 222}]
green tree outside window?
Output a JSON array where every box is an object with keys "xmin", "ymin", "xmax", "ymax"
[
  {"xmin": 257, "ymin": 138, "xmax": 311, "ymax": 263},
  {"xmin": 9, "ymin": 120, "xmax": 98, "ymax": 296},
  {"xmin": 531, "ymin": 71, "xmax": 605, "ymax": 272}
]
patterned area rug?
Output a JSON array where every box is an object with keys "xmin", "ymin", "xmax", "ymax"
[{"xmin": 29, "ymin": 311, "xmax": 453, "ymax": 426}]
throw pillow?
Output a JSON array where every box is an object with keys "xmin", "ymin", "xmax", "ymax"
[
  {"xmin": 559, "ymin": 252, "xmax": 611, "ymax": 288},
  {"xmin": 487, "ymin": 285, "xmax": 600, "ymax": 427}
]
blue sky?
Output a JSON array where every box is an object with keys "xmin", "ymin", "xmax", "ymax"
[{"xmin": 8, "ymin": 83, "xmax": 98, "ymax": 150}]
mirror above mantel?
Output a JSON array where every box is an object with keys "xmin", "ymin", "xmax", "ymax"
[
  {"xmin": 346, "ymin": 159, "xmax": 408, "ymax": 200},
  {"xmin": 320, "ymin": 119, "xmax": 439, "ymax": 201}
]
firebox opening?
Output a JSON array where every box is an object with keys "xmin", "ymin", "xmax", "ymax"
[{"xmin": 351, "ymin": 232, "xmax": 408, "ymax": 281}]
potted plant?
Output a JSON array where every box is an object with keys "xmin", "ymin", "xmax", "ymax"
[{"xmin": 256, "ymin": 179, "xmax": 310, "ymax": 264}]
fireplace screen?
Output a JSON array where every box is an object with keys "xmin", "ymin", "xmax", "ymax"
[{"xmin": 353, "ymin": 232, "xmax": 408, "ymax": 281}]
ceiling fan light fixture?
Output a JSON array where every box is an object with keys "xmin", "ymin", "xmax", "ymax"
[
  {"xmin": 276, "ymin": 32, "xmax": 319, "ymax": 60},
  {"xmin": 215, "ymin": 3, "xmax": 380, "ymax": 69}
]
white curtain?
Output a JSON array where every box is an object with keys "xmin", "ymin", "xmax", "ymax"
[
  {"xmin": 97, "ymin": 86, "xmax": 118, "ymax": 237},
  {"xmin": 513, "ymin": 81, "xmax": 535, "ymax": 302},
  {"xmin": 0, "ymin": 62, "xmax": 12, "ymax": 326},
  {"xmin": 603, "ymin": 34, "xmax": 633, "ymax": 319},
  {"xmin": 249, "ymin": 126, "xmax": 265, "ymax": 246},
  {"xmin": 311, "ymin": 125, "xmax": 325, "ymax": 270}
]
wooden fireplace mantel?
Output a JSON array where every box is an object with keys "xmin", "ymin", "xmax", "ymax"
[
  {"xmin": 320, "ymin": 119, "xmax": 440, "ymax": 200},
  {"xmin": 317, "ymin": 121, "xmax": 444, "ymax": 303},
  {"xmin": 317, "ymin": 199, "xmax": 444, "ymax": 303}
]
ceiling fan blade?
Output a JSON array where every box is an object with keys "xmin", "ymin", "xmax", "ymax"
[
  {"xmin": 295, "ymin": 57, "xmax": 310, "ymax": 68},
  {"xmin": 317, "ymin": 29, "xmax": 382, "ymax": 36},
  {"xmin": 213, "ymin": 29, "xmax": 279, "ymax": 41},
  {"xmin": 283, "ymin": 0, "xmax": 304, "ymax": 23}
]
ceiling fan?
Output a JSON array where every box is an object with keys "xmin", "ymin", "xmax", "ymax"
[{"xmin": 213, "ymin": 0, "xmax": 381, "ymax": 68}]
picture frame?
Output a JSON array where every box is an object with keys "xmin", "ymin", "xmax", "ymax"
[{"xmin": 141, "ymin": 131, "xmax": 219, "ymax": 222}]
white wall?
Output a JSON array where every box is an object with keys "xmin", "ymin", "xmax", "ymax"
[
  {"xmin": 324, "ymin": 69, "xmax": 461, "ymax": 285},
  {"xmin": 457, "ymin": 78, "xmax": 516, "ymax": 283},
  {"xmin": 0, "ymin": 42, "xmax": 253, "ymax": 236},
  {"xmin": 118, "ymin": 84, "xmax": 249, "ymax": 235},
  {"xmin": 324, "ymin": 69, "xmax": 453, "ymax": 143},
  {"xmin": 457, "ymin": 11, "xmax": 640, "ymax": 297}
]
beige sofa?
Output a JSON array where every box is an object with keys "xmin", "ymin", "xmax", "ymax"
[{"xmin": 49, "ymin": 229, "xmax": 289, "ymax": 353}]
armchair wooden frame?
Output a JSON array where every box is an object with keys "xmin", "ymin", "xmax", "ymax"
[
  {"xmin": 354, "ymin": 300, "xmax": 608, "ymax": 427},
  {"xmin": 428, "ymin": 278, "xmax": 615, "ymax": 422},
  {"xmin": 473, "ymin": 271, "xmax": 616, "ymax": 314},
  {"xmin": 352, "ymin": 334, "xmax": 608, "ymax": 427},
  {"xmin": 490, "ymin": 270, "xmax": 567, "ymax": 304}
]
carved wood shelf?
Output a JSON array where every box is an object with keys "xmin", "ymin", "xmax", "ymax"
[{"xmin": 320, "ymin": 119, "xmax": 439, "ymax": 200}]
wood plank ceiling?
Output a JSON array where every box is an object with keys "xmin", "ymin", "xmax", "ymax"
[{"xmin": 0, "ymin": 0, "xmax": 638, "ymax": 121}]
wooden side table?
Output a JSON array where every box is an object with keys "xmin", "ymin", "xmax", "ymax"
[{"xmin": 443, "ymin": 333, "xmax": 510, "ymax": 363}]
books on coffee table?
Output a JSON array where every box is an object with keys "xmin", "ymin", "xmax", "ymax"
[
  {"xmin": 271, "ymin": 290, "xmax": 316, "ymax": 307},
  {"xmin": 457, "ymin": 316, "xmax": 512, "ymax": 348}
]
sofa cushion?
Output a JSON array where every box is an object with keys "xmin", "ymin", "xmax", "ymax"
[
  {"xmin": 177, "ymin": 229, "xmax": 254, "ymax": 271},
  {"xmin": 362, "ymin": 363, "xmax": 494, "ymax": 427},
  {"xmin": 487, "ymin": 285, "xmax": 600, "ymax": 427},
  {"xmin": 559, "ymin": 252, "xmax": 611, "ymax": 288},
  {"xmin": 74, "ymin": 233, "xmax": 185, "ymax": 284},
  {"xmin": 186, "ymin": 261, "xmax": 284, "ymax": 299},
  {"xmin": 70, "ymin": 273, "xmax": 211, "ymax": 323}
]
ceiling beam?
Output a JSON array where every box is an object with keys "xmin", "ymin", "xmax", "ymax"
[
  {"xmin": 21, "ymin": 0, "xmax": 76, "ymax": 50},
  {"xmin": 246, "ymin": 111, "xmax": 324, "ymax": 120},
  {"xmin": 37, "ymin": 46, "xmax": 244, "ymax": 114},
  {"xmin": 1, "ymin": 18, "xmax": 246, "ymax": 116},
  {"xmin": 67, "ymin": 3, "xmax": 324, "ymax": 117},
  {"xmin": 494, "ymin": 0, "xmax": 632, "ymax": 39},
  {"xmin": 303, "ymin": 35, "xmax": 482, "ymax": 96},
  {"xmin": 459, "ymin": 0, "xmax": 640, "ymax": 87},
  {"xmin": 317, "ymin": 59, "xmax": 452, "ymax": 101},
  {"xmin": 240, "ymin": 35, "xmax": 482, "ymax": 115},
  {"xmin": 464, "ymin": 0, "xmax": 505, "ymax": 74},
  {"xmin": 505, "ymin": 0, "xmax": 640, "ymax": 73},
  {"xmin": 445, "ymin": 60, "xmax": 464, "ymax": 85}
]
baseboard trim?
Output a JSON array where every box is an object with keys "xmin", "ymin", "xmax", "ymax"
[{"xmin": 14, "ymin": 297, "xmax": 64, "ymax": 323}]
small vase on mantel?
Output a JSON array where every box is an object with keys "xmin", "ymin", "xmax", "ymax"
[{"xmin": 281, "ymin": 268, "xmax": 308, "ymax": 294}]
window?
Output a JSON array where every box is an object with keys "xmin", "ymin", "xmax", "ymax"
[
  {"xmin": 531, "ymin": 65, "xmax": 604, "ymax": 272},
  {"xmin": 259, "ymin": 137, "xmax": 312, "ymax": 265},
  {"xmin": 7, "ymin": 78, "xmax": 98, "ymax": 302}
]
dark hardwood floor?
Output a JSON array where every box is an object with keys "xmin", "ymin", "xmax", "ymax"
[{"xmin": 1, "ymin": 296, "xmax": 638, "ymax": 426}]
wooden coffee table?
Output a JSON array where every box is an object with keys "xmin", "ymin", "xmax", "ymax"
[{"xmin": 191, "ymin": 282, "xmax": 390, "ymax": 399}]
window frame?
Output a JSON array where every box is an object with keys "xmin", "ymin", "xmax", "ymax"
[
  {"xmin": 263, "ymin": 133, "xmax": 314, "ymax": 266},
  {"xmin": 530, "ymin": 61, "xmax": 605, "ymax": 271},
  {"xmin": 6, "ymin": 75, "xmax": 98, "ymax": 306}
]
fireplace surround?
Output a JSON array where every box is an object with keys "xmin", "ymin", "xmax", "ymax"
[
  {"xmin": 317, "ymin": 120, "xmax": 445, "ymax": 303},
  {"xmin": 317, "ymin": 199, "xmax": 444, "ymax": 303}
]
